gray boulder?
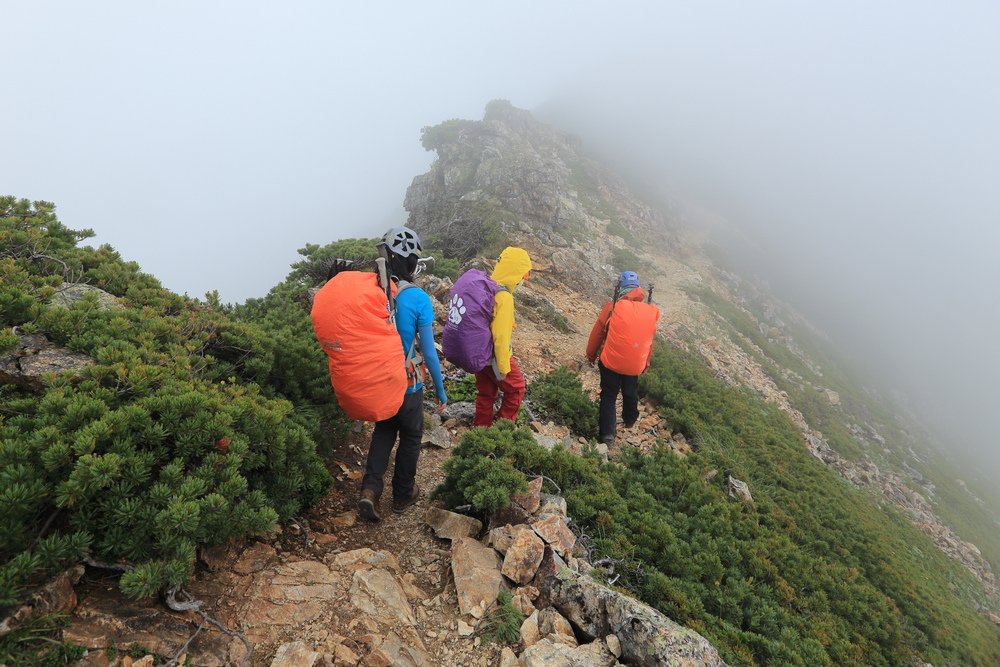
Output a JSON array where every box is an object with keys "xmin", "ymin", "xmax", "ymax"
[{"xmin": 538, "ymin": 568, "xmax": 728, "ymax": 667}]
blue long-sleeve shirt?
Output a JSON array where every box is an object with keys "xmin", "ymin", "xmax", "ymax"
[{"xmin": 396, "ymin": 286, "xmax": 447, "ymax": 401}]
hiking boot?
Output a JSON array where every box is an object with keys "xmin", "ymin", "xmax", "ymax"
[
  {"xmin": 600, "ymin": 434, "xmax": 615, "ymax": 446},
  {"xmin": 358, "ymin": 489, "xmax": 381, "ymax": 523},
  {"xmin": 392, "ymin": 484, "xmax": 421, "ymax": 514}
]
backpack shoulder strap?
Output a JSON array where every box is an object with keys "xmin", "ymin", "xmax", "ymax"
[{"xmin": 393, "ymin": 279, "xmax": 425, "ymax": 386}]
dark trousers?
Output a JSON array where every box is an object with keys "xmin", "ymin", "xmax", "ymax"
[
  {"xmin": 598, "ymin": 362, "xmax": 639, "ymax": 443},
  {"xmin": 362, "ymin": 390, "xmax": 423, "ymax": 500}
]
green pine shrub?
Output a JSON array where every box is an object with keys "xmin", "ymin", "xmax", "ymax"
[
  {"xmin": 527, "ymin": 366, "xmax": 598, "ymax": 437},
  {"xmin": 1, "ymin": 198, "xmax": 334, "ymax": 605},
  {"xmin": 435, "ymin": 357, "xmax": 1000, "ymax": 666},
  {"xmin": 480, "ymin": 590, "xmax": 525, "ymax": 645}
]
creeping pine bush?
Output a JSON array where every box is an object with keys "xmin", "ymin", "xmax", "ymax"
[
  {"xmin": 527, "ymin": 366, "xmax": 598, "ymax": 437},
  {"xmin": 480, "ymin": 590, "xmax": 525, "ymax": 645},
  {"xmin": 0, "ymin": 198, "xmax": 334, "ymax": 605},
  {"xmin": 436, "ymin": 366, "xmax": 1000, "ymax": 666}
]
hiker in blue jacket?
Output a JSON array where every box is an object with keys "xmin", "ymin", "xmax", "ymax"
[{"xmin": 358, "ymin": 226, "xmax": 448, "ymax": 522}]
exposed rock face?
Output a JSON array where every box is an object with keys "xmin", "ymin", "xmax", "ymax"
[
  {"xmin": 368, "ymin": 632, "xmax": 432, "ymax": 667},
  {"xmin": 424, "ymin": 507, "xmax": 483, "ymax": 540},
  {"xmin": 349, "ymin": 568, "xmax": 415, "ymax": 626},
  {"xmin": 450, "ymin": 536, "xmax": 503, "ymax": 618},
  {"xmin": 0, "ymin": 329, "xmax": 94, "ymax": 390},
  {"xmin": 727, "ymin": 475, "xmax": 755, "ymax": 509},
  {"xmin": 501, "ymin": 528, "xmax": 546, "ymax": 585},
  {"xmin": 1, "ymin": 565, "xmax": 83, "ymax": 637},
  {"xmin": 404, "ymin": 100, "xmax": 672, "ymax": 296},
  {"xmin": 512, "ymin": 476, "xmax": 543, "ymax": 514},
  {"xmin": 270, "ymin": 640, "xmax": 320, "ymax": 667},
  {"xmin": 531, "ymin": 514, "xmax": 576, "ymax": 557},
  {"xmin": 48, "ymin": 283, "xmax": 124, "ymax": 311},
  {"xmin": 538, "ymin": 568, "xmax": 728, "ymax": 667}
]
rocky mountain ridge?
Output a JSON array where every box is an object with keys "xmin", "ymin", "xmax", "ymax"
[{"xmin": 405, "ymin": 100, "xmax": 1000, "ymax": 610}]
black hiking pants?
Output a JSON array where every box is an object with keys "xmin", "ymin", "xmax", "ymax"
[
  {"xmin": 362, "ymin": 389, "xmax": 423, "ymax": 500},
  {"xmin": 598, "ymin": 362, "xmax": 639, "ymax": 444}
]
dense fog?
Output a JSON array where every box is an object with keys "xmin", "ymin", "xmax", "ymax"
[{"xmin": 3, "ymin": 2, "xmax": 997, "ymax": 481}]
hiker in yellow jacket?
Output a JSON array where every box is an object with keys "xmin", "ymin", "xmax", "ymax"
[{"xmin": 473, "ymin": 247, "xmax": 532, "ymax": 426}]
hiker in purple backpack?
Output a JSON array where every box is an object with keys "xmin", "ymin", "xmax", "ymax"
[{"xmin": 442, "ymin": 246, "xmax": 532, "ymax": 426}]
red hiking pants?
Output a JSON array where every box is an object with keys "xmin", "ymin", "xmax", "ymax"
[{"xmin": 473, "ymin": 357, "xmax": 526, "ymax": 426}]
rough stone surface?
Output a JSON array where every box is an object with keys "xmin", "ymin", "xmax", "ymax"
[
  {"xmin": 501, "ymin": 528, "xmax": 546, "ymax": 585},
  {"xmin": 422, "ymin": 425, "xmax": 452, "ymax": 449},
  {"xmin": 270, "ymin": 640, "xmax": 320, "ymax": 667},
  {"xmin": 0, "ymin": 329, "xmax": 94, "ymax": 391},
  {"xmin": 519, "ymin": 638, "xmax": 572, "ymax": 667},
  {"xmin": 441, "ymin": 401, "xmax": 476, "ymax": 423},
  {"xmin": 519, "ymin": 610, "xmax": 541, "ymax": 648},
  {"xmin": 499, "ymin": 646, "xmax": 519, "ymax": 667},
  {"xmin": 531, "ymin": 514, "xmax": 576, "ymax": 557},
  {"xmin": 369, "ymin": 632, "xmax": 431, "ymax": 667},
  {"xmin": 451, "ymin": 536, "xmax": 503, "ymax": 618},
  {"xmin": 537, "ymin": 493, "xmax": 568, "ymax": 517},
  {"xmin": 424, "ymin": 507, "xmax": 483, "ymax": 541},
  {"xmin": 488, "ymin": 524, "xmax": 532, "ymax": 555},
  {"xmin": 727, "ymin": 475, "xmax": 755, "ymax": 509},
  {"xmin": 232, "ymin": 541, "xmax": 276, "ymax": 575},
  {"xmin": 332, "ymin": 547, "xmax": 402, "ymax": 574},
  {"xmin": 512, "ymin": 476, "xmax": 543, "ymax": 513},
  {"xmin": 538, "ymin": 608, "xmax": 577, "ymax": 646},
  {"xmin": 62, "ymin": 587, "xmax": 229, "ymax": 666},
  {"xmin": 0, "ymin": 565, "xmax": 83, "ymax": 636},
  {"xmin": 349, "ymin": 568, "xmax": 415, "ymax": 626},
  {"xmin": 538, "ymin": 568, "xmax": 728, "ymax": 666},
  {"xmin": 48, "ymin": 283, "xmax": 125, "ymax": 311}
]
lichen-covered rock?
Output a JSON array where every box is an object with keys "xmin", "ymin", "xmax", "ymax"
[
  {"xmin": 349, "ymin": 568, "xmax": 415, "ymax": 626},
  {"xmin": 501, "ymin": 528, "xmax": 546, "ymax": 585},
  {"xmin": 270, "ymin": 641, "xmax": 320, "ymax": 667},
  {"xmin": 488, "ymin": 523, "xmax": 533, "ymax": 555},
  {"xmin": 424, "ymin": 507, "xmax": 482, "ymax": 540},
  {"xmin": 0, "ymin": 329, "xmax": 94, "ymax": 391},
  {"xmin": 48, "ymin": 283, "xmax": 124, "ymax": 311},
  {"xmin": 451, "ymin": 536, "xmax": 503, "ymax": 618},
  {"xmin": 368, "ymin": 632, "xmax": 431, "ymax": 667},
  {"xmin": 531, "ymin": 514, "xmax": 576, "ymax": 557},
  {"xmin": 538, "ymin": 569, "xmax": 728, "ymax": 667},
  {"xmin": 512, "ymin": 476, "xmax": 543, "ymax": 513}
]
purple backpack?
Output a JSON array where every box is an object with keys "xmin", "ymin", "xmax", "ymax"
[{"xmin": 442, "ymin": 269, "xmax": 505, "ymax": 373}]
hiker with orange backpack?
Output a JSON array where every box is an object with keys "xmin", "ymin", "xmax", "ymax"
[
  {"xmin": 586, "ymin": 271, "xmax": 660, "ymax": 444},
  {"xmin": 442, "ymin": 246, "xmax": 532, "ymax": 427},
  {"xmin": 311, "ymin": 227, "xmax": 447, "ymax": 522}
]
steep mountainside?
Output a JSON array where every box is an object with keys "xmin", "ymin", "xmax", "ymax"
[
  {"xmin": 404, "ymin": 101, "xmax": 1000, "ymax": 655},
  {"xmin": 4, "ymin": 102, "xmax": 1000, "ymax": 666}
]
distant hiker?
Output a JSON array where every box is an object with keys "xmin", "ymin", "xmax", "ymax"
[
  {"xmin": 442, "ymin": 246, "xmax": 532, "ymax": 426},
  {"xmin": 586, "ymin": 271, "xmax": 660, "ymax": 444},
  {"xmin": 310, "ymin": 226, "xmax": 447, "ymax": 523}
]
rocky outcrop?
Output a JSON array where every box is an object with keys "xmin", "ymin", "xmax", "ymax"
[
  {"xmin": 48, "ymin": 282, "xmax": 124, "ymax": 311},
  {"xmin": 404, "ymin": 100, "xmax": 673, "ymax": 297},
  {"xmin": 537, "ymin": 568, "xmax": 728, "ymax": 667},
  {"xmin": 0, "ymin": 328, "xmax": 94, "ymax": 390},
  {"xmin": 451, "ymin": 536, "xmax": 503, "ymax": 619},
  {"xmin": 424, "ymin": 507, "xmax": 482, "ymax": 540}
]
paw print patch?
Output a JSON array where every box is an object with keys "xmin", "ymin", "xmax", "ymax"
[{"xmin": 448, "ymin": 294, "xmax": 467, "ymax": 325}]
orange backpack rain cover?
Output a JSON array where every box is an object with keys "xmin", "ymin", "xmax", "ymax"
[
  {"xmin": 311, "ymin": 272, "xmax": 407, "ymax": 422},
  {"xmin": 600, "ymin": 300, "xmax": 660, "ymax": 376}
]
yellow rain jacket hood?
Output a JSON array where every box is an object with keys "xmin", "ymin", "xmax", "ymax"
[{"xmin": 490, "ymin": 247, "xmax": 532, "ymax": 374}]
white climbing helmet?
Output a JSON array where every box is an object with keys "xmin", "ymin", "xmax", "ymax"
[{"xmin": 380, "ymin": 226, "xmax": 423, "ymax": 258}]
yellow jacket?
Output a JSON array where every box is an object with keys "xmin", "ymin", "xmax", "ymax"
[{"xmin": 490, "ymin": 247, "xmax": 532, "ymax": 374}]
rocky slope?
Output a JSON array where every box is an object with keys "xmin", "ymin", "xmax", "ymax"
[
  {"xmin": 405, "ymin": 100, "xmax": 999, "ymax": 608},
  {"xmin": 13, "ymin": 100, "xmax": 999, "ymax": 665}
]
